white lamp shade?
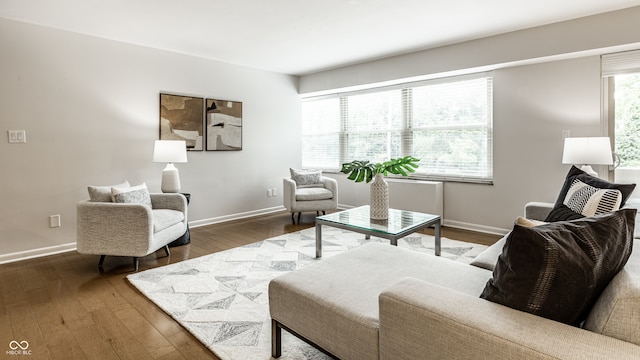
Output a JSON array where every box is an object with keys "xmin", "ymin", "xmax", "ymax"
[
  {"xmin": 153, "ymin": 140, "xmax": 188, "ymax": 163},
  {"xmin": 562, "ymin": 137, "xmax": 613, "ymax": 166}
]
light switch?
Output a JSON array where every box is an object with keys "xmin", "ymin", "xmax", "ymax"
[{"xmin": 8, "ymin": 130, "xmax": 26, "ymax": 143}]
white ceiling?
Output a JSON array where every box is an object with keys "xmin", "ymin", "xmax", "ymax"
[{"xmin": 2, "ymin": 0, "xmax": 640, "ymax": 75}]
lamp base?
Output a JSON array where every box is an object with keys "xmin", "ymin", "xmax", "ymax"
[
  {"xmin": 161, "ymin": 163, "xmax": 181, "ymax": 193},
  {"xmin": 579, "ymin": 165, "xmax": 598, "ymax": 177}
]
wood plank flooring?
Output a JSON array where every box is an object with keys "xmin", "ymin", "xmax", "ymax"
[{"xmin": 0, "ymin": 211, "xmax": 501, "ymax": 359}]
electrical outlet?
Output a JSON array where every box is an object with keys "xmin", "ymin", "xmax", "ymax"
[
  {"xmin": 8, "ymin": 130, "xmax": 26, "ymax": 144},
  {"xmin": 49, "ymin": 214, "xmax": 61, "ymax": 228},
  {"xmin": 272, "ymin": 188, "xmax": 277, "ymax": 197},
  {"xmin": 267, "ymin": 189, "xmax": 273, "ymax": 197}
]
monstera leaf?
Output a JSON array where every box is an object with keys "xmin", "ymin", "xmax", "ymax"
[{"xmin": 340, "ymin": 156, "xmax": 420, "ymax": 183}]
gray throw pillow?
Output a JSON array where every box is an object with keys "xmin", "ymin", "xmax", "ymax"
[
  {"xmin": 480, "ymin": 208, "xmax": 636, "ymax": 326},
  {"xmin": 290, "ymin": 168, "xmax": 323, "ymax": 188},
  {"xmin": 111, "ymin": 183, "xmax": 152, "ymax": 208},
  {"xmin": 88, "ymin": 180, "xmax": 130, "ymax": 202}
]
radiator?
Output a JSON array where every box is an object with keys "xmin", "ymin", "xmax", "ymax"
[{"xmin": 387, "ymin": 179, "xmax": 443, "ymax": 218}]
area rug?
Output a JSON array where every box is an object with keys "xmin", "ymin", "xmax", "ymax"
[{"xmin": 127, "ymin": 227, "xmax": 487, "ymax": 360}]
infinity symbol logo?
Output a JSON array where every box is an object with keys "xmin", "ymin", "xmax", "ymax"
[{"xmin": 9, "ymin": 340, "xmax": 29, "ymax": 350}]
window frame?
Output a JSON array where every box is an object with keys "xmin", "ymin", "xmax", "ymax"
[{"xmin": 301, "ymin": 72, "xmax": 494, "ymax": 184}]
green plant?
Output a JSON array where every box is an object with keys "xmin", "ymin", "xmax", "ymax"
[{"xmin": 340, "ymin": 156, "xmax": 420, "ymax": 183}]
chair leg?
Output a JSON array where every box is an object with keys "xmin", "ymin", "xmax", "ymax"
[
  {"xmin": 133, "ymin": 257, "xmax": 139, "ymax": 272},
  {"xmin": 98, "ymin": 255, "xmax": 106, "ymax": 267},
  {"xmin": 297, "ymin": 212, "xmax": 301, "ymax": 224},
  {"xmin": 322, "ymin": 211, "xmax": 326, "ymax": 215},
  {"xmin": 272, "ymin": 319, "xmax": 282, "ymax": 358},
  {"xmin": 163, "ymin": 245, "xmax": 170, "ymax": 257},
  {"xmin": 291, "ymin": 212, "xmax": 296, "ymax": 224}
]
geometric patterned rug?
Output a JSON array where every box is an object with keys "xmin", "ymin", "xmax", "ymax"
[{"xmin": 127, "ymin": 227, "xmax": 488, "ymax": 360}]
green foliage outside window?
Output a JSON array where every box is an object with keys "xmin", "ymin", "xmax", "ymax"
[{"xmin": 615, "ymin": 73, "xmax": 640, "ymax": 167}]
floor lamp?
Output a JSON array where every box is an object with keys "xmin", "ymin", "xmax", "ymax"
[
  {"xmin": 153, "ymin": 140, "xmax": 188, "ymax": 193},
  {"xmin": 562, "ymin": 137, "xmax": 613, "ymax": 177}
]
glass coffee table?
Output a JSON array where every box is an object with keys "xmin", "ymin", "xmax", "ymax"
[{"xmin": 315, "ymin": 205, "xmax": 441, "ymax": 258}]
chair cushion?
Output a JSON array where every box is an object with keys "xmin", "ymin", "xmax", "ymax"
[
  {"xmin": 296, "ymin": 187, "xmax": 333, "ymax": 201},
  {"xmin": 153, "ymin": 209, "xmax": 185, "ymax": 233}
]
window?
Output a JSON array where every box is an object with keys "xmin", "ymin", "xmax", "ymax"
[
  {"xmin": 602, "ymin": 50, "xmax": 640, "ymax": 188},
  {"xmin": 301, "ymin": 74, "xmax": 493, "ymax": 183}
]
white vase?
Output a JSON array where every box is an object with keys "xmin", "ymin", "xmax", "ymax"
[{"xmin": 370, "ymin": 173, "xmax": 389, "ymax": 220}]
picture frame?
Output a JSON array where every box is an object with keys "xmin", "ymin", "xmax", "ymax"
[
  {"xmin": 205, "ymin": 98, "xmax": 243, "ymax": 151},
  {"xmin": 159, "ymin": 93, "xmax": 204, "ymax": 151}
]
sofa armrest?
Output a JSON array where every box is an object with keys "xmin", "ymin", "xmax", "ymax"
[
  {"xmin": 77, "ymin": 200, "xmax": 154, "ymax": 257},
  {"xmin": 379, "ymin": 278, "xmax": 640, "ymax": 360},
  {"xmin": 524, "ymin": 201, "xmax": 554, "ymax": 221}
]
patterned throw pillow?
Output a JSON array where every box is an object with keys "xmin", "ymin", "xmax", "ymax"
[
  {"xmin": 111, "ymin": 183, "xmax": 152, "ymax": 208},
  {"xmin": 545, "ymin": 166, "xmax": 636, "ymax": 222},
  {"xmin": 563, "ymin": 179, "xmax": 622, "ymax": 217},
  {"xmin": 290, "ymin": 168, "xmax": 323, "ymax": 188}
]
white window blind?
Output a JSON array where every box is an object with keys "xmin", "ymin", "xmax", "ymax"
[
  {"xmin": 602, "ymin": 49, "xmax": 640, "ymax": 77},
  {"xmin": 301, "ymin": 74, "xmax": 494, "ymax": 183}
]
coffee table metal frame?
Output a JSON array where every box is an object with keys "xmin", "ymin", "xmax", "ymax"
[{"xmin": 315, "ymin": 205, "xmax": 441, "ymax": 258}]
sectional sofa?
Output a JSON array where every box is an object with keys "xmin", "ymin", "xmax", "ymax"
[{"xmin": 269, "ymin": 204, "xmax": 640, "ymax": 359}]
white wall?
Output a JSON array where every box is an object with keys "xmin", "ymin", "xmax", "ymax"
[
  {"xmin": 0, "ymin": 18, "xmax": 301, "ymax": 261},
  {"xmin": 299, "ymin": 7, "xmax": 640, "ymax": 234}
]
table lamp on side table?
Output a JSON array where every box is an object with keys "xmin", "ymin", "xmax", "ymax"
[
  {"xmin": 562, "ymin": 137, "xmax": 613, "ymax": 177},
  {"xmin": 153, "ymin": 140, "xmax": 188, "ymax": 193}
]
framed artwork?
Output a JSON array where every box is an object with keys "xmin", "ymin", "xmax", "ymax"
[
  {"xmin": 206, "ymin": 98, "xmax": 243, "ymax": 151},
  {"xmin": 159, "ymin": 93, "xmax": 204, "ymax": 151}
]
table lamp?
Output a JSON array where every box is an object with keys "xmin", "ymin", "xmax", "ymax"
[
  {"xmin": 562, "ymin": 137, "xmax": 613, "ymax": 177},
  {"xmin": 153, "ymin": 140, "xmax": 188, "ymax": 193}
]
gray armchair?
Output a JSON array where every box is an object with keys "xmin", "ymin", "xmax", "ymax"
[
  {"xmin": 77, "ymin": 193, "xmax": 188, "ymax": 271},
  {"xmin": 283, "ymin": 176, "xmax": 338, "ymax": 224}
]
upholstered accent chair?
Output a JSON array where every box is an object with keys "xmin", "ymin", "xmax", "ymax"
[
  {"xmin": 283, "ymin": 169, "xmax": 338, "ymax": 224},
  {"xmin": 77, "ymin": 182, "xmax": 188, "ymax": 271}
]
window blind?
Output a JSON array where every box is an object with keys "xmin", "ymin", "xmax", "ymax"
[
  {"xmin": 301, "ymin": 73, "xmax": 493, "ymax": 183},
  {"xmin": 602, "ymin": 49, "xmax": 640, "ymax": 77}
]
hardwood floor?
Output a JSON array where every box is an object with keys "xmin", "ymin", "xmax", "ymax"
[{"xmin": 0, "ymin": 211, "xmax": 501, "ymax": 359}]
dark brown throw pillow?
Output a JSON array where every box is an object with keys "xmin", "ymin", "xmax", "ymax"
[
  {"xmin": 480, "ymin": 208, "xmax": 636, "ymax": 326},
  {"xmin": 544, "ymin": 166, "xmax": 635, "ymax": 222}
]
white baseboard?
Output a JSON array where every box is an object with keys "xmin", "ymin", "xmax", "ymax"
[
  {"xmin": 443, "ymin": 219, "xmax": 509, "ymax": 236},
  {"xmin": 0, "ymin": 243, "xmax": 77, "ymax": 265},
  {"xmin": 0, "ymin": 206, "xmax": 506, "ymax": 265},
  {"xmin": 189, "ymin": 206, "xmax": 287, "ymax": 228}
]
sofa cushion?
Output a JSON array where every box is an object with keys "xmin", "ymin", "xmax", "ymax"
[
  {"xmin": 111, "ymin": 183, "xmax": 152, "ymax": 208},
  {"xmin": 469, "ymin": 234, "xmax": 508, "ymax": 271},
  {"xmin": 545, "ymin": 166, "xmax": 635, "ymax": 222},
  {"xmin": 480, "ymin": 209, "xmax": 636, "ymax": 326},
  {"xmin": 584, "ymin": 238, "xmax": 640, "ymax": 346},
  {"xmin": 269, "ymin": 242, "xmax": 492, "ymax": 360},
  {"xmin": 295, "ymin": 187, "xmax": 333, "ymax": 201},
  {"xmin": 153, "ymin": 209, "xmax": 185, "ymax": 233},
  {"xmin": 622, "ymin": 198, "xmax": 640, "ymax": 239},
  {"xmin": 88, "ymin": 180, "xmax": 130, "ymax": 202},
  {"xmin": 470, "ymin": 217, "xmax": 546, "ymax": 271},
  {"xmin": 290, "ymin": 168, "xmax": 323, "ymax": 188}
]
